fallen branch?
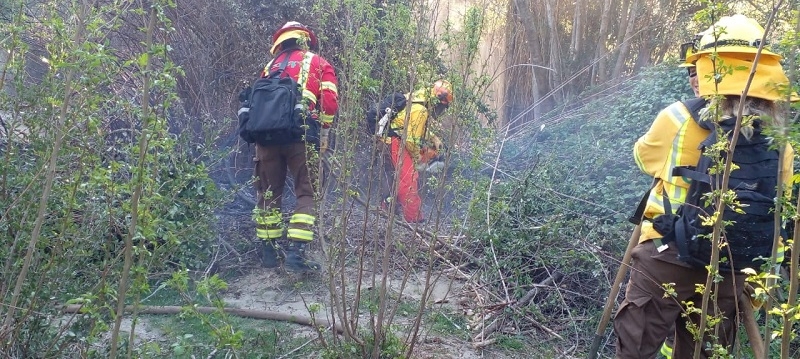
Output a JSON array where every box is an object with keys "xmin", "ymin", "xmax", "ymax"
[
  {"xmin": 471, "ymin": 337, "xmax": 497, "ymax": 349},
  {"xmin": 350, "ymin": 192, "xmax": 478, "ymax": 263},
  {"xmin": 62, "ymin": 304, "xmax": 344, "ymax": 334},
  {"xmin": 472, "ymin": 273, "xmax": 563, "ymax": 342}
]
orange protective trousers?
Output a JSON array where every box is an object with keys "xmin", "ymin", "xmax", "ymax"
[{"xmin": 387, "ymin": 137, "xmax": 424, "ymax": 222}]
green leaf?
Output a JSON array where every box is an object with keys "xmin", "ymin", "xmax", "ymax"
[{"xmin": 138, "ymin": 53, "xmax": 149, "ymax": 68}]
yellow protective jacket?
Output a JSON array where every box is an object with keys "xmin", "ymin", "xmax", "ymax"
[
  {"xmin": 386, "ymin": 89, "xmax": 440, "ymax": 162},
  {"xmin": 633, "ymin": 100, "xmax": 794, "ymax": 246}
]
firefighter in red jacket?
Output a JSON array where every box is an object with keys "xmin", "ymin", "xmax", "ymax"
[
  {"xmin": 382, "ymin": 80, "xmax": 452, "ymax": 223},
  {"xmin": 238, "ymin": 21, "xmax": 338, "ymax": 272}
]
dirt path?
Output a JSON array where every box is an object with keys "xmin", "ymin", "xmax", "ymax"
[{"xmin": 220, "ymin": 264, "xmax": 506, "ymax": 359}]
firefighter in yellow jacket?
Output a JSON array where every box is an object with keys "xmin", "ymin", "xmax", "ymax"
[
  {"xmin": 382, "ymin": 80, "xmax": 452, "ymax": 223},
  {"xmin": 614, "ymin": 15, "xmax": 794, "ymax": 358}
]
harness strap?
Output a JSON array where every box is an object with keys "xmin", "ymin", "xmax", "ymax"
[
  {"xmin": 266, "ymin": 49, "xmax": 296, "ymax": 78},
  {"xmin": 672, "ymin": 166, "xmax": 710, "ymax": 184},
  {"xmin": 628, "ymin": 179, "xmax": 658, "ymax": 224},
  {"xmin": 672, "ymin": 207, "xmax": 692, "ymax": 263},
  {"xmin": 657, "ymin": 185, "xmax": 694, "ymax": 263}
]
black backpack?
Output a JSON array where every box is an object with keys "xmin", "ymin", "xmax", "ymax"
[
  {"xmin": 365, "ymin": 92, "xmax": 407, "ymax": 137},
  {"xmin": 239, "ymin": 50, "xmax": 309, "ymax": 146},
  {"xmin": 654, "ymin": 99, "xmax": 781, "ymax": 272}
]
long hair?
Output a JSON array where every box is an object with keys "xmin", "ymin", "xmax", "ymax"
[{"xmin": 702, "ymin": 96, "xmax": 784, "ymax": 140}]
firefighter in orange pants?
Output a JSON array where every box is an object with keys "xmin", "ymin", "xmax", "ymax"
[{"xmin": 382, "ymin": 80, "xmax": 452, "ymax": 223}]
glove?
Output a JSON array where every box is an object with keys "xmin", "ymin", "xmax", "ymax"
[
  {"xmin": 429, "ymin": 134, "xmax": 444, "ymax": 151},
  {"xmin": 419, "ymin": 147, "xmax": 438, "ymax": 164},
  {"xmin": 414, "ymin": 162, "xmax": 427, "ymax": 172},
  {"xmin": 744, "ymin": 283, "xmax": 764, "ymax": 310},
  {"xmin": 320, "ymin": 128, "xmax": 330, "ymax": 153},
  {"xmin": 426, "ymin": 161, "xmax": 445, "ymax": 173},
  {"xmin": 238, "ymin": 86, "xmax": 252, "ymax": 104}
]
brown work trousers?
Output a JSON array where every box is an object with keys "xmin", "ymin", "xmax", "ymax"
[
  {"xmin": 613, "ymin": 240, "xmax": 745, "ymax": 359},
  {"xmin": 254, "ymin": 141, "xmax": 318, "ymax": 233}
]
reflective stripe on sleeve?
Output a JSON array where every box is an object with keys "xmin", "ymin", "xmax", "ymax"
[
  {"xmin": 319, "ymin": 114, "xmax": 334, "ymax": 124},
  {"xmin": 660, "ymin": 342, "xmax": 673, "ymax": 359},
  {"xmin": 320, "ymin": 81, "xmax": 338, "ymax": 94},
  {"xmin": 776, "ymin": 243, "xmax": 785, "ymax": 264}
]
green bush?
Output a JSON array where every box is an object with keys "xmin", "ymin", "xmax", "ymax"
[{"xmin": 468, "ymin": 63, "xmax": 694, "ymax": 344}]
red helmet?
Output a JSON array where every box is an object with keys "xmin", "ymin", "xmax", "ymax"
[
  {"xmin": 432, "ymin": 80, "xmax": 454, "ymax": 106},
  {"xmin": 270, "ymin": 21, "xmax": 319, "ymax": 55}
]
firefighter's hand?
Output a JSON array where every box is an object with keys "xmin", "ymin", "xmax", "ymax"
[
  {"xmin": 238, "ymin": 86, "xmax": 252, "ymax": 104},
  {"xmin": 414, "ymin": 162, "xmax": 427, "ymax": 172},
  {"xmin": 320, "ymin": 128, "xmax": 330, "ymax": 153},
  {"xmin": 744, "ymin": 283, "xmax": 764, "ymax": 310},
  {"xmin": 430, "ymin": 135, "xmax": 444, "ymax": 151},
  {"xmin": 419, "ymin": 147, "xmax": 438, "ymax": 164}
]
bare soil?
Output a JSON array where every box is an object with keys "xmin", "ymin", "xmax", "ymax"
[{"xmin": 220, "ymin": 260, "xmax": 506, "ymax": 359}]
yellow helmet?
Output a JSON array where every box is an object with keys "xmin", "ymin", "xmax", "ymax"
[
  {"xmin": 431, "ymin": 80, "xmax": 454, "ymax": 106},
  {"xmin": 269, "ymin": 21, "xmax": 319, "ymax": 55},
  {"xmin": 686, "ymin": 14, "xmax": 780, "ymax": 63},
  {"xmin": 688, "ymin": 15, "xmax": 790, "ymax": 101}
]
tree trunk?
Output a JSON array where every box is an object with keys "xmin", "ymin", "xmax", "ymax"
[
  {"xmin": 543, "ymin": 0, "xmax": 563, "ymax": 103},
  {"xmin": 512, "ymin": 0, "xmax": 543, "ymax": 120},
  {"xmin": 612, "ymin": 0, "xmax": 640, "ymax": 80},
  {"xmin": 592, "ymin": 0, "xmax": 613, "ymax": 84},
  {"xmin": 570, "ymin": 0, "xmax": 583, "ymax": 62}
]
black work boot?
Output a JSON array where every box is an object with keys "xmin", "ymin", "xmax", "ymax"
[
  {"xmin": 284, "ymin": 241, "xmax": 321, "ymax": 273},
  {"xmin": 261, "ymin": 240, "xmax": 281, "ymax": 268}
]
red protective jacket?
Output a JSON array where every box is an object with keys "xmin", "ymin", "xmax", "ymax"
[{"xmin": 261, "ymin": 50, "xmax": 338, "ymax": 126}]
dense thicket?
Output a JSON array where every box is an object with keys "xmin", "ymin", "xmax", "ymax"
[{"xmin": 2, "ymin": 0, "xmax": 799, "ymax": 358}]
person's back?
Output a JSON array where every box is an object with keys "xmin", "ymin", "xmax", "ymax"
[
  {"xmin": 261, "ymin": 27, "xmax": 338, "ymax": 132},
  {"xmin": 239, "ymin": 21, "xmax": 338, "ymax": 272},
  {"xmin": 614, "ymin": 14, "xmax": 793, "ymax": 358}
]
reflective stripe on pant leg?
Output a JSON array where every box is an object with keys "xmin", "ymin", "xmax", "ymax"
[
  {"xmin": 287, "ymin": 213, "xmax": 315, "ymax": 242},
  {"xmin": 254, "ymin": 211, "xmax": 283, "ymax": 240},
  {"xmin": 257, "ymin": 228, "xmax": 284, "ymax": 239},
  {"xmin": 659, "ymin": 341, "xmax": 673, "ymax": 358}
]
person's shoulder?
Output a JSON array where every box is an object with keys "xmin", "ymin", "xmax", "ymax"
[
  {"xmin": 309, "ymin": 52, "xmax": 336, "ymax": 69},
  {"xmin": 410, "ymin": 103, "xmax": 429, "ymax": 116},
  {"xmin": 652, "ymin": 101, "xmax": 685, "ymax": 118},
  {"xmin": 659, "ymin": 99, "xmax": 705, "ymax": 117},
  {"xmin": 662, "ymin": 100, "xmax": 689, "ymax": 111},
  {"xmin": 306, "ymin": 51, "xmax": 329, "ymax": 62}
]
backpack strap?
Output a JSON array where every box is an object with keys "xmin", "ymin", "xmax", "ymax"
[
  {"xmin": 265, "ymin": 49, "xmax": 297, "ymax": 78},
  {"xmin": 657, "ymin": 189, "xmax": 693, "ymax": 263},
  {"xmin": 672, "ymin": 166, "xmax": 710, "ymax": 184},
  {"xmin": 671, "ymin": 205, "xmax": 693, "ymax": 263},
  {"xmin": 682, "ymin": 97, "xmax": 708, "ymax": 123},
  {"xmin": 628, "ymin": 179, "xmax": 658, "ymax": 224}
]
